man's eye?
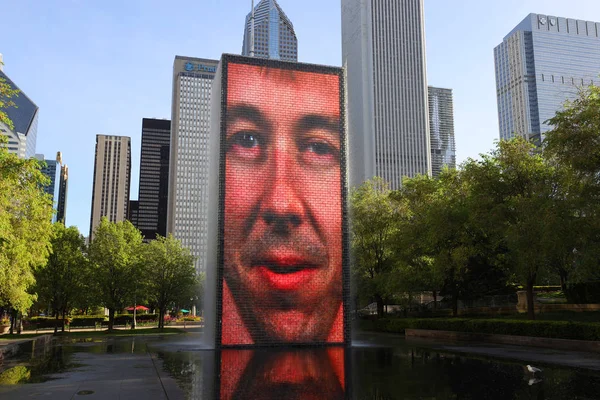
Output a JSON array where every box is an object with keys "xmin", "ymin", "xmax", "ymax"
[
  {"xmin": 299, "ymin": 139, "xmax": 340, "ymax": 167},
  {"xmin": 227, "ymin": 131, "xmax": 265, "ymax": 161},
  {"xmin": 231, "ymin": 132, "xmax": 261, "ymax": 148}
]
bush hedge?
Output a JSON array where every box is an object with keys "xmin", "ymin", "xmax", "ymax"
[
  {"xmin": 565, "ymin": 281, "xmax": 600, "ymax": 304},
  {"xmin": 70, "ymin": 316, "xmax": 106, "ymax": 327},
  {"xmin": 26, "ymin": 315, "xmax": 108, "ymax": 330},
  {"xmin": 358, "ymin": 317, "xmax": 600, "ymax": 341},
  {"xmin": 111, "ymin": 314, "xmax": 158, "ymax": 326}
]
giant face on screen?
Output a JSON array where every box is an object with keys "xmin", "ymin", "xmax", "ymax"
[{"xmin": 219, "ymin": 57, "xmax": 347, "ymax": 346}]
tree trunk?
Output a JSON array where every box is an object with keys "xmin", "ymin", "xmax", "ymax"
[
  {"xmin": 452, "ymin": 290, "xmax": 459, "ymax": 317},
  {"xmin": 16, "ymin": 312, "xmax": 22, "ymax": 334},
  {"xmin": 158, "ymin": 308, "xmax": 164, "ymax": 329},
  {"xmin": 61, "ymin": 309, "xmax": 66, "ymax": 333},
  {"xmin": 559, "ymin": 272, "xmax": 568, "ymax": 292},
  {"xmin": 432, "ymin": 290, "xmax": 438, "ymax": 311},
  {"xmin": 9, "ymin": 309, "xmax": 16, "ymax": 335},
  {"xmin": 375, "ymin": 295, "xmax": 384, "ymax": 318},
  {"xmin": 526, "ymin": 280, "xmax": 536, "ymax": 320},
  {"xmin": 54, "ymin": 311, "xmax": 59, "ymax": 334},
  {"xmin": 108, "ymin": 308, "xmax": 115, "ymax": 330}
]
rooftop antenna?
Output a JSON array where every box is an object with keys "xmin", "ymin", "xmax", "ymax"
[{"xmin": 250, "ymin": 0, "xmax": 255, "ymax": 57}]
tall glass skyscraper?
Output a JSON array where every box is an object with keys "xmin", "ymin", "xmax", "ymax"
[
  {"xmin": 36, "ymin": 151, "xmax": 68, "ymax": 223},
  {"xmin": 242, "ymin": 0, "xmax": 298, "ymax": 62},
  {"xmin": 342, "ymin": 0, "xmax": 431, "ymax": 189},
  {"xmin": 494, "ymin": 13, "xmax": 600, "ymax": 143},
  {"xmin": 0, "ymin": 69, "xmax": 39, "ymax": 159},
  {"xmin": 428, "ymin": 87, "xmax": 456, "ymax": 177},
  {"xmin": 57, "ymin": 163, "xmax": 68, "ymax": 224},
  {"xmin": 37, "ymin": 153, "xmax": 60, "ymax": 222},
  {"xmin": 167, "ymin": 56, "xmax": 218, "ymax": 272}
]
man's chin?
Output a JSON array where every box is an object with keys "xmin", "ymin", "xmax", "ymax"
[{"xmin": 254, "ymin": 310, "xmax": 330, "ymax": 343}]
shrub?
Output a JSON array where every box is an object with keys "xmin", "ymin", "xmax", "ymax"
[
  {"xmin": 70, "ymin": 316, "xmax": 106, "ymax": 328},
  {"xmin": 565, "ymin": 281, "xmax": 600, "ymax": 304},
  {"xmin": 25, "ymin": 317, "xmax": 68, "ymax": 330},
  {"xmin": 177, "ymin": 316, "xmax": 202, "ymax": 322},
  {"xmin": 358, "ymin": 317, "xmax": 600, "ymax": 341}
]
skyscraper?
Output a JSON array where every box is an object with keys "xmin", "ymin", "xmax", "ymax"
[
  {"xmin": 342, "ymin": 0, "xmax": 431, "ymax": 189},
  {"xmin": 137, "ymin": 118, "xmax": 170, "ymax": 241},
  {"xmin": 57, "ymin": 163, "xmax": 68, "ymax": 224},
  {"xmin": 242, "ymin": 0, "xmax": 298, "ymax": 61},
  {"xmin": 494, "ymin": 13, "xmax": 600, "ymax": 143},
  {"xmin": 167, "ymin": 56, "xmax": 218, "ymax": 272},
  {"xmin": 0, "ymin": 63, "xmax": 39, "ymax": 159},
  {"xmin": 89, "ymin": 135, "xmax": 131, "ymax": 238},
  {"xmin": 37, "ymin": 153, "xmax": 60, "ymax": 222},
  {"xmin": 428, "ymin": 87, "xmax": 456, "ymax": 177}
]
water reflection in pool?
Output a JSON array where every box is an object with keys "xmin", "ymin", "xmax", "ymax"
[{"xmin": 2, "ymin": 334, "xmax": 600, "ymax": 399}]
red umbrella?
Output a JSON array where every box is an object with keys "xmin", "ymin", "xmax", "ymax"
[{"xmin": 126, "ymin": 305, "xmax": 149, "ymax": 311}]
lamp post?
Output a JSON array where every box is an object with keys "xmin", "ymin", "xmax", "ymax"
[{"xmin": 131, "ymin": 295, "xmax": 136, "ymax": 330}]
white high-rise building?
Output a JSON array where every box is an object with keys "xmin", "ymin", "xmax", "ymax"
[
  {"xmin": 89, "ymin": 135, "xmax": 131, "ymax": 239},
  {"xmin": 242, "ymin": 0, "xmax": 298, "ymax": 61},
  {"xmin": 342, "ymin": 0, "xmax": 431, "ymax": 189},
  {"xmin": 167, "ymin": 56, "xmax": 218, "ymax": 272}
]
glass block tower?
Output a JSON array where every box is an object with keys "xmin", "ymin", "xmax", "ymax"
[
  {"xmin": 242, "ymin": 0, "xmax": 298, "ymax": 62},
  {"xmin": 428, "ymin": 87, "xmax": 456, "ymax": 177},
  {"xmin": 494, "ymin": 13, "xmax": 600, "ymax": 143},
  {"xmin": 342, "ymin": 0, "xmax": 431, "ymax": 189},
  {"xmin": 167, "ymin": 56, "xmax": 218, "ymax": 272}
]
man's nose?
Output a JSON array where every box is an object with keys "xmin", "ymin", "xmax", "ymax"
[{"xmin": 261, "ymin": 149, "xmax": 303, "ymax": 234}]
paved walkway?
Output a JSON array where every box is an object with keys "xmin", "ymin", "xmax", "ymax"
[
  {"xmin": 406, "ymin": 336, "xmax": 600, "ymax": 371},
  {"xmin": 0, "ymin": 337, "xmax": 186, "ymax": 400}
]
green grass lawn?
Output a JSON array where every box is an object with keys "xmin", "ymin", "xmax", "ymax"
[
  {"xmin": 0, "ymin": 333, "xmax": 45, "ymax": 341},
  {"xmin": 1, "ymin": 327, "xmax": 184, "ymax": 340}
]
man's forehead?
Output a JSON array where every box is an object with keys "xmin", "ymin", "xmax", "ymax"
[
  {"xmin": 227, "ymin": 63, "xmax": 340, "ymax": 116},
  {"xmin": 228, "ymin": 63, "xmax": 339, "ymax": 92}
]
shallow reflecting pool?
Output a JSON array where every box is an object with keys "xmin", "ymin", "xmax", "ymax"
[{"xmin": 1, "ymin": 332, "xmax": 600, "ymax": 399}]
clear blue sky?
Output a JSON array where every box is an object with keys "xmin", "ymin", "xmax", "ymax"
[{"xmin": 2, "ymin": 0, "xmax": 600, "ymax": 235}]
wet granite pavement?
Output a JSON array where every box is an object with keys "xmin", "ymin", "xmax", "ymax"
[{"xmin": 0, "ymin": 331, "xmax": 600, "ymax": 399}]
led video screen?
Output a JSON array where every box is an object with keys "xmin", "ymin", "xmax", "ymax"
[
  {"xmin": 219, "ymin": 349, "xmax": 346, "ymax": 399},
  {"xmin": 216, "ymin": 56, "xmax": 348, "ymax": 346}
]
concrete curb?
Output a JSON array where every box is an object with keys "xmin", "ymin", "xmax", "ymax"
[
  {"xmin": 0, "ymin": 334, "xmax": 53, "ymax": 361},
  {"xmin": 405, "ymin": 329, "xmax": 600, "ymax": 353}
]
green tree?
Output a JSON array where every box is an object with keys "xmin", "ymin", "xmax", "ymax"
[
  {"xmin": 34, "ymin": 223, "xmax": 87, "ymax": 333},
  {"xmin": 399, "ymin": 169, "xmax": 508, "ymax": 316},
  {"xmin": 466, "ymin": 138, "xmax": 559, "ymax": 319},
  {"xmin": 88, "ymin": 218, "xmax": 143, "ymax": 330},
  {"xmin": 350, "ymin": 177, "xmax": 400, "ymax": 317},
  {"xmin": 544, "ymin": 84, "xmax": 600, "ymax": 284},
  {"xmin": 0, "ymin": 76, "xmax": 19, "ymax": 131},
  {"xmin": 392, "ymin": 175, "xmax": 443, "ymax": 311},
  {"xmin": 0, "ymin": 137, "xmax": 54, "ymax": 315},
  {"xmin": 143, "ymin": 234, "xmax": 197, "ymax": 329}
]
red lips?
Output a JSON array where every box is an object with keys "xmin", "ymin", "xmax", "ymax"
[{"xmin": 254, "ymin": 254, "xmax": 320, "ymax": 291}]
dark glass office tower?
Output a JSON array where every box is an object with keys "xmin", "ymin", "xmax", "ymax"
[
  {"xmin": 0, "ymin": 69, "xmax": 39, "ymax": 159},
  {"xmin": 137, "ymin": 118, "xmax": 170, "ymax": 240},
  {"xmin": 57, "ymin": 164, "xmax": 68, "ymax": 224}
]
